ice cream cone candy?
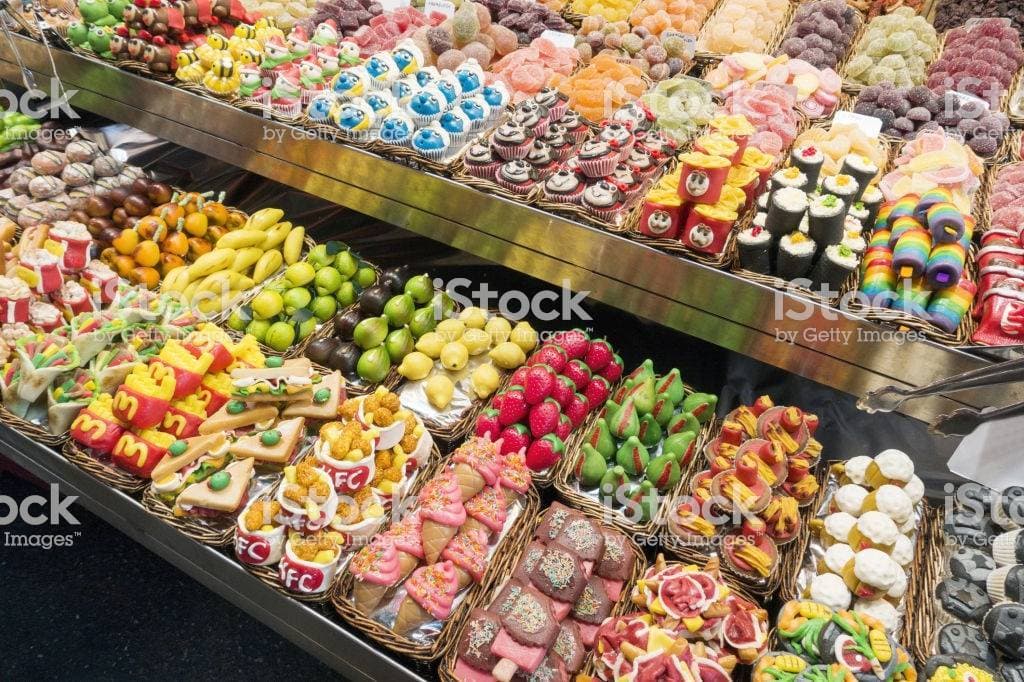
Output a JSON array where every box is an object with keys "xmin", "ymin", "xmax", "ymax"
[
  {"xmin": 396, "ymin": 551, "xmax": 420, "ymax": 580},
  {"xmin": 460, "ymin": 517, "xmax": 492, "ymax": 539},
  {"xmin": 421, "ymin": 519, "xmax": 458, "ymax": 564},
  {"xmin": 454, "ymin": 567, "xmax": 473, "ymax": 590},
  {"xmin": 393, "ymin": 596, "xmax": 432, "ymax": 636},
  {"xmin": 454, "ymin": 462, "xmax": 486, "ymax": 502},
  {"xmin": 352, "ymin": 580, "xmax": 389, "ymax": 615}
]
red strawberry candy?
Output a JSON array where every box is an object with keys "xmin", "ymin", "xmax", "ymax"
[
  {"xmin": 528, "ymin": 398, "xmax": 561, "ymax": 438},
  {"xmin": 525, "ymin": 433, "xmax": 565, "ymax": 471},
  {"xmin": 555, "ymin": 413, "xmax": 572, "ymax": 440},
  {"xmin": 600, "ymin": 354, "xmax": 624, "ymax": 383},
  {"xmin": 584, "ymin": 339, "xmax": 614, "ymax": 372},
  {"xmin": 496, "ymin": 388, "xmax": 528, "ymax": 426},
  {"xmin": 566, "ymin": 392, "xmax": 590, "ymax": 427},
  {"xmin": 584, "ymin": 376, "xmax": 611, "ymax": 407},
  {"xmin": 524, "ymin": 365, "xmax": 556, "ymax": 405},
  {"xmin": 550, "ymin": 375, "xmax": 576, "ymax": 409},
  {"xmin": 475, "ymin": 408, "xmax": 501, "ymax": 438},
  {"xmin": 563, "ymin": 359, "xmax": 592, "ymax": 391},
  {"xmin": 527, "ymin": 345, "xmax": 567, "ymax": 373},
  {"xmin": 499, "ymin": 423, "xmax": 531, "ymax": 455},
  {"xmin": 551, "ymin": 329, "xmax": 590, "ymax": 360}
]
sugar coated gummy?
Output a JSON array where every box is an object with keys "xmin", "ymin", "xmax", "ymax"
[
  {"xmin": 697, "ymin": 0, "xmax": 788, "ymax": 55},
  {"xmin": 845, "ymin": 9, "xmax": 937, "ymax": 87}
]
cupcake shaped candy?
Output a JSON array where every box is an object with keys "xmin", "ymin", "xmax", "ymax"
[
  {"xmin": 534, "ymin": 87, "xmax": 568, "ymax": 121},
  {"xmin": 377, "ymin": 112, "xmax": 415, "ymax": 146},
  {"xmin": 480, "ymin": 83, "xmax": 510, "ymax": 113},
  {"xmin": 891, "ymin": 534, "xmax": 915, "ymax": 567},
  {"xmin": 439, "ymin": 109, "xmax": 471, "ymax": 146},
  {"xmin": 364, "ymin": 51, "xmax": 399, "ymax": 90},
  {"xmin": 511, "ymin": 100, "xmax": 550, "ymax": 137},
  {"xmin": 391, "ymin": 76, "xmax": 417, "ymax": 107},
  {"xmin": 994, "ymin": 530, "xmax": 1024, "ymax": 567},
  {"xmin": 820, "ymin": 511, "xmax": 857, "ymax": 546},
  {"xmin": 331, "ymin": 66, "xmax": 370, "ymax": 100},
  {"xmin": 609, "ymin": 164, "xmax": 642, "ymax": 203},
  {"xmin": 365, "ymin": 91, "xmax": 397, "ymax": 120},
  {"xmin": 841, "ymin": 548, "xmax": 898, "ymax": 599},
  {"xmin": 949, "ymin": 547, "xmax": 995, "ymax": 587},
  {"xmin": 539, "ymin": 124, "xmax": 573, "ymax": 161},
  {"xmin": 490, "ymin": 123, "xmax": 533, "ymax": 161},
  {"xmin": 865, "ymin": 449, "xmax": 914, "ymax": 488},
  {"xmin": 847, "ymin": 511, "xmax": 899, "ymax": 553},
  {"xmin": 454, "ymin": 59, "xmax": 484, "ymax": 96},
  {"xmin": 833, "ymin": 484, "xmax": 869, "ymax": 516},
  {"xmin": 598, "ymin": 121, "xmax": 635, "ymax": 160},
  {"xmin": 524, "ymin": 140, "xmax": 556, "ymax": 178},
  {"xmin": 405, "ymin": 86, "xmax": 445, "ymax": 126},
  {"xmin": 307, "ymin": 92, "xmax": 338, "ymax": 122},
  {"xmin": 414, "ymin": 66, "xmax": 440, "ymax": 88},
  {"xmin": 854, "ymin": 598, "xmax": 899, "ymax": 632},
  {"xmin": 495, "ymin": 160, "xmax": 538, "ymax": 196},
  {"xmin": 820, "ymin": 543, "xmax": 855, "ymax": 576},
  {"xmin": 542, "ymin": 167, "xmax": 585, "ymax": 204},
  {"xmin": 576, "ymin": 140, "xmax": 618, "ymax": 178},
  {"xmin": 458, "ymin": 96, "xmax": 490, "ymax": 131},
  {"xmin": 612, "ymin": 100, "xmax": 654, "ymax": 132},
  {"xmin": 581, "ymin": 179, "xmax": 626, "ymax": 223},
  {"xmin": 809, "ymin": 572, "xmax": 852, "ymax": 610},
  {"xmin": 625, "ymin": 146, "xmax": 657, "ymax": 181},
  {"xmin": 863, "ymin": 485, "xmax": 914, "ymax": 525},
  {"xmin": 841, "ymin": 456, "xmax": 873, "ymax": 486},
  {"xmin": 558, "ymin": 110, "xmax": 589, "ymax": 145},
  {"xmin": 391, "ymin": 40, "xmax": 423, "ymax": 75},
  {"xmin": 986, "ymin": 564, "xmax": 1024, "ymax": 603},
  {"xmin": 410, "ymin": 125, "xmax": 451, "ymax": 162},
  {"xmin": 333, "ymin": 99, "xmax": 376, "ymax": 134},
  {"xmin": 462, "ymin": 143, "xmax": 501, "ymax": 179},
  {"xmin": 434, "ymin": 74, "xmax": 461, "ymax": 110}
]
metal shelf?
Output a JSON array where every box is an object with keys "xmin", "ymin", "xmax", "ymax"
[
  {"xmin": 0, "ymin": 33, "xmax": 1015, "ymax": 422},
  {"xmin": 0, "ymin": 426, "xmax": 430, "ymax": 681}
]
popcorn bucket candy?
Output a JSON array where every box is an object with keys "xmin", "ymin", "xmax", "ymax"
[
  {"xmin": 70, "ymin": 394, "xmax": 128, "ymax": 455},
  {"xmin": 695, "ymin": 132, "xmax": 741, "ymax": 165},
  {"xmin": 111, "ymin": 428, "xmax": 176, "ymax": 478},
  {"xmin": 330, "ymin": 490, "xmax": 386, "ymax": 547},
  {"xmin": 16, "ymin": 248, "xmax": 63, "ymax": 294},
  {"xmin": 235, "ymin": 500, "xmax": 286, "ymax": 566},
  {"xmin": 710, "ymin": 114, "xmax": 755, "ymax": 162},
  {"xmin": 0, "ymin": 276, "xmax": 31, "ymax": 324},
  {"xmin": 278, "ymin": 537, "xmax": 342, "ymax": 595},
  {"xmin": 639, "ymin": 192, "xmax": 683, "ymax": 240},
  {"xmin": 196, "ymin": 372, "xmax": 232, "ymax": 415},
  {"xmin": 741, "ymin": 147, "xmax": 775, "ymax": 194},
  {"xmin": 154, "ymin": 340, "xmax": 213, "ymax": 399},
  {"xmin": 357, "ymin": 399, "xmax": 403, "ymax": 450},
  {"xmin": 682, "ymin": 204, "xmax": 738, "ymax": 255},
  {"xmin": 113, "ymin": 364, "xmax": 176, "ymax": 429},
  {"xmin": 160, "ymin": 396, "xmax": 207, "ymax": 439},
  {"xmin": 315, "ymin": 441, "xmax": 377, "ymax": 494},
  {"xmin": 726, "ymin": 165, "xmax": 760, "ymax": 211},
  {"xmin": 677, "ymin": 153, "xmax": 732, "ymax": 205},
  {"xmin": 48, "ymin": 221, "xmax": 92, "ymax": 271},
  {"xmin": 80, "ymin": 260, "xmax": 119, "ymax": 305},
  {"xmin": 275, "ymin": 467, "xmax": 339, "ymax": 533}
]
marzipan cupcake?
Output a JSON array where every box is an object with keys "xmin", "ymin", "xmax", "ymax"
[
  {"xmin": 864, "ymin": 450, "xmax": 914, "ymax": 488},
  {"xmin": 495, "ymin": 160, "xmax": 538, "ymax": 196},
  {"xmin": 542, "ymin": 167, "xmax": 584, "ymax": 204},
  {"xmin": 841, "ymin": 548, "xmax": 898, "ymax": 599},
  {"xmin": 809, "ymin": 572, "xmax": 851, "ymax": 610},
  {"xmin": 992, "ymin": 529, "xmax": 1024, "ymax": 567},
  {"xmin": 832, "ymin": 484, "xmax": 868, "ymax": 516},
  {"xmin": 862, "ymin": 484, "xmax": 914, "ymax": 524},
  {"xmin": 463, "ymin": 143, "xmax": 501, "ymax": 179},
  {"xmin": 846, "ymin": 511, "xmax": 899, "ymax": 553},
  {"xmin": 985, "ymin": 564, "xmax": 1024, "ymax": 603}
]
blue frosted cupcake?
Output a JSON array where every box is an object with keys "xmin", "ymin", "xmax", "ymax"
[
  {"xmin": 330, "ymin": 66, "xmax": 370, "ymax": 100},
  {"xmin": 377, "ymin": 112, "xmax": 415, "ymax": 146},
  {"xmin": 434, "ymin": 74, "xmax": 462, "ymax": 110},
  {"xmin": 454, "ymin": 59, "xmax": 485, "ymax": 96},
  {"xmin": 364, "ymin": 91, "xmax": 396, "ymax": 120},
  {"xmin": 414, "ymin": 66, "xmax": 440, "ymax": 88},
  {"xmin": 458, "ymin": 95, "xmax": 491, "ymax": 131},
  {"xmin": 439, "ymin": 109, "xmax": 471, "ymax": 146},
  {"xmin": 480, "ymin": 82, "xmax": 510, "ymax": 115},
  {"xmin": 332, "ymin": 99, "xmax": 375, "ymax": 136},
  {"xmin": 406, "ymin": 85, "xmax": 445, "ymax": 126},
  {"xmin": 410, "ymin": 124, "xmax": 451, "ymax": 161},
  {"xmin": 364, "ymin": 51, "xmax": 399, "ymax": 90},
  {"xmin": 392, "ymin": 76, "xmax": 418, "ymax": 107},
  {"xmin": 306, "ymin": 92, "xmax": 338, "ymax": 122}
]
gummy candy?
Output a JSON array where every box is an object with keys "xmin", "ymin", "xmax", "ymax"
[
  {"xmin": 698, "ymin": 0, "xmax": 788, "ymax": 55},
  {"xmin": 844, "ymin": 9, "xmax": 937, "ymax": 87},
  {"xmin": 705, "ymin": 52, "xmax": 842, "ymax": 119}
]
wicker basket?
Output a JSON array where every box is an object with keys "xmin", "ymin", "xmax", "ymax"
[
  {"xmin": 0, "ymin": 406, "xmax": 68, "ymax": 447},
  {"xmin": 140, "ymin": 485, "xmax": 237, "ymax": 547},
  {"xmin": 436, "ymin": 509, "xmax": 647, "ymax": 681},
  {"xmin": 62, "ymin": 439, "xmax": 149, "ymax": 495},
  {"xmin": 331, "ymin": 484, "xmax": 541, "ymax": 662},
  {"xmin": 695, "ymin": 0, "xmax": 797, "ymax": 63}
]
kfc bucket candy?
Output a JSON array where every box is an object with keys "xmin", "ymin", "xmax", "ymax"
[
  {"xmin": 697, "ymin": 0, "xmax": 790, "ymax": 56},
  {"xmin": 844, "ymin": 7, "xmax": 939, "ymax": 88}
]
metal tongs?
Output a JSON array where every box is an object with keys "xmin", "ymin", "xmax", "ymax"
[{"xmin": 858, "ymin": 356, "xmax": 1024, "ymax": 437}]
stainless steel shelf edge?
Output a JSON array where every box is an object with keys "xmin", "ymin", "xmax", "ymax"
[
  {"xmin": 0, "ymin": 34, "xmax": 1018, "ymax": 421},
  {"xmin": 0, "ymin": 426, "xmax": 429, "ymax": 682}
]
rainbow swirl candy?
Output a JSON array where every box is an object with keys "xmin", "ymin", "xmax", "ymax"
[
  {"xmin": 886, "ymin": 195, "xmax": 919, "ymax": 228},
  {"xmin": 927, "ymin": 278, "xmax": 977, "ymax": 333},
  {"xmin": 860, "ymin": 264, "xmax": 897, "ymax": 301},
  {"xmin": 888, "ymin": 216, "xmax": 924, "ymax": 247},
  {"xmin": 874, "ymin": 203, "xmax": 893, "ymax": 231},
  {"xmin": 869, "ymin": 229, "xmax": 891, "ymax": 250},
  {"xmin": 890, "ymin": 277, "xmax": 932, "ymax": 316},
  {"xmin": 925, "ymin": 242, "xmax": 966, "ymax": 288},
  {"xmin": 926, "ymin": 202, "xmax": 966, "ymax": 244},
  {"xmin": 893, "ymin": 229, "xmax": 932, "ymax": 279},
  {"xmin": 960, "ymin": 215, "xmax": 976, "ymax": 250},
  {"xmin": 915, "ymin": 187, "xmax": 954, "ymax": 222}
]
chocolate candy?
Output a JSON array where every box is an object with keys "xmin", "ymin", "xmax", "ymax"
[
  {"xmin": 983, "ymin": 602, "xmax": 1024, "ymax": 660},
  {"xmin": 937, "ymin": 577, "xmax": 990, "ymax": 622},
  {"xmin": 949, "ymin": 547, "xmax": 996, "ymax": 588},
  {"xmin": 937, "ymin": 623, "xmax": 996, "ymax": 667}
]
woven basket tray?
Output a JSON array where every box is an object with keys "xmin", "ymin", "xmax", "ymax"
[
  {"xmin": 330, "ymin": 480, "xmax": 540, "ymax": 661},
  {"xmin": 140, "ymin": 485, "xmax": 237, "ymax": 547},
  {"xmin": 552, "ymin": 375, "xmax": 719, "ymax": 537},
  {"xmin": 695, "ymin": 0, "xmax": 797, "ymax": 63},
  {"xmin": 62, "ymin": 439, "xmax": 149, "ymax": 495},
  {"xmin": 0, "ymin": 406, "xmax": 68, "ymax": 447},
  {"xmin": 436, "ymin": 507, "xmax": 647, "ymax": 681}
]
